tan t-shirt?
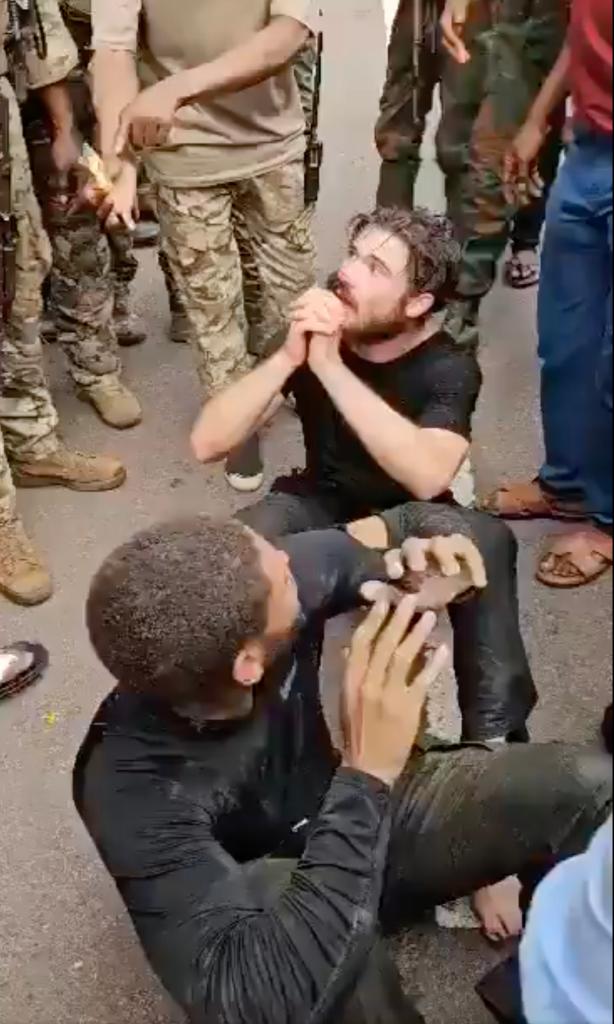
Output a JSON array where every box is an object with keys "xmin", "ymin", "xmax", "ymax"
[{"xmin": 92, "ymin": 0, "xmax": 319, "ymax": 187}]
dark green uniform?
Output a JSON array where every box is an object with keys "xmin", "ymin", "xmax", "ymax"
[
  {"xmin": 438, "ymin": 0, "xmax": 567, "ymax": 347},
  {"xmin": 376, "ymin": 0, "xmax": 442, "ymax": 209}
]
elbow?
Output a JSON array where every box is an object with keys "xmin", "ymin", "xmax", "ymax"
[
  {"xmin": 411, "ymin": 480, "xmax": 448, "ymax": 502},
  {"xmin": 191, "ymin": 428, "xmax": 226, "ymax": 465},
  {"xmin": 271, "ymin": 19, "xmax": 310, "ymax": 65},
  {"xmin": 404, "ymin": 471, "xmax": 456, "ymax": 502}
]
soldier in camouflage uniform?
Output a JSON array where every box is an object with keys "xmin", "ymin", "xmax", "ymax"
[
  {"xmin": 376, "ymin": 0, "xmax": 443, "ymax": 209},
  {"xmin": 1, "ymin": 0, "xmax": 126, "ymax": 608},
  {"xmin": 161, "ymin": 36, "xmax": 319, "ymax": 348},
  {"xmin": 21, "ymin": 0, "xmax": 143, "ymax": 429},
  {"xmin": 376, "ymin": 0, "xmax": 564, "ymax": 312},
  {"xmin": 438, "ymin": 0, "xmax": 567, "ymax": 348}
]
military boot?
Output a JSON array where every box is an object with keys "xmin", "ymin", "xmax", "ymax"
[
  {"xmin": 114, "ymin": 284, "xmax": 146, "ymax": 347},
  {"xmin": 444, "ymin": 298, "xmax": 482, "ymax": 351},
  {"xmin": 80, "ymin": 380, "xmax": 142, "ymax": 430},
  {"xmin": 133, "ymin": 220, "xmax": 160, "ymax": 248},
  {"xmin": 0, "ymin": 518, "xmax": 53, "ymax": 607},
  {"xmin": 11, "ymin": 443, "xmax": 126, "ymax": 492}
]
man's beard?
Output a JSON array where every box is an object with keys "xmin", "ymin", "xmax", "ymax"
[{"xmin": 327, "ymin": 272, "xmax": 408, "ymax": 344}]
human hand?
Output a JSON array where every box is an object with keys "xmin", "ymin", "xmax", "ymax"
[
  {"xmin": 361, "ymin": 534, "xmax": 487, "ymax": 611},
  {"xmin": 441, "ymin": 0, "xmax": 473, "ymax": 64},
  {"xmin": 114, "ymin": 79, "xmax": 183, "ymax": 154},
  {"xmin": 94, "ymin": 162, "xmax": 138, "ymax": 231},
  {"xmin": 503, "ymin": 120, "xmax": 547, "ymax": 207},
  {"xmin": 282, "ymin": 321, "xmax": 310, "ymax": 369},
  {"xmin": 51, "ymin": 129, "xmax": 81, "ymax": 175},
  {"xmin": 341, "ymin": 596, "xmax": 449, "ymax": 787}
]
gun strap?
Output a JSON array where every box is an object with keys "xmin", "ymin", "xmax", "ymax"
[
  {"xmin": 0, "ymin": 93, "xmax": 13, "ymax": 322},
  {"xmin": 308, "ymin": 29, "xmax": 324, "ymax": 145}
]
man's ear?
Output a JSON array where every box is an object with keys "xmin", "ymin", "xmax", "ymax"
[
  {"xmin": 405, "ymin": 292, "xmax": 435, "ymax": 320},
  {"xmin": 233, "ymin": 640, "xmax": 266, "ymax": 688}
]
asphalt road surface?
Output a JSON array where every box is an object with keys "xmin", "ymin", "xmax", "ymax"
[{"xmin": 1, "ymin": 4, "xmax": 612, "ymax": 1023}]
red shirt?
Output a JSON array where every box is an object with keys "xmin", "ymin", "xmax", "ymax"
[{"xmin": 570, "ymin": 0, "xmax": 613, "ymax": 134}]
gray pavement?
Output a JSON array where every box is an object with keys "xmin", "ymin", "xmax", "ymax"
[{"xmin": 1, "ymin": 3, "xmax": 612, "ymax": 1023}]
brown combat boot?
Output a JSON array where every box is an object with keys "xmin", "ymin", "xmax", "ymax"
[
  {"xmin": 10, "ymin": 443, "xmax": 126, "ymax": 492},
  {"xmin": 80, "ymin": 380, "xmax": 143, "ymax": 430},
  {"xmin": 0, "ymin": 518, "xmax": 53, "ymax": 606},
  {"xmin": 114, "ymin": 284, "xmax": 146, "ymax": 347}
]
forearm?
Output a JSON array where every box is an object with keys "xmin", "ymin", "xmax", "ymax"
[
  {"xmin": 92, "ymin": 48, "xmax": 139, "ymax": 158},
  {"xmin": 526, "ymin": 43, "xmax": 571, "ymax": 130},
  {"xmin": 35, "ymin": 81, "xmax": 74, "ymax": 138},
  {"xmin": 168, "ymin": 16, "xmax": 309, "ymax": 107},
  {"xmin": 180, "ymin": 772, "xmax": 391, "ymax": 1024},
  {"xmin": 313, "ymin": 360, "xmax": 463, "ymax": 501},
  {"xmin": 191, "ymin": 350, "xmax": 294, "ymax": 463}
]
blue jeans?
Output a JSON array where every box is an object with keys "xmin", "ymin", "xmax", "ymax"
[{"xmin": 538, "ymin": 130, "xmax": 613, "ymax": 532}]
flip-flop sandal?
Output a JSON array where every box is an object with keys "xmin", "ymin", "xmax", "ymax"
[
  {"xmin": 480, "ymin": 481, "xmax": 586, "ymax": 521},
  {"xmin": 0, "ymin": 643, "xmax": 49, "ymax": 702},
  {"xmin": 503, "ymin": 251, "xmax": 540, "ymax": 290},
  {"xmin": 536, "ymin": 532, "xmax": 614, "ymax": 589}
]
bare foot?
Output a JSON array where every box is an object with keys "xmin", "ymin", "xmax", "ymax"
[{"xmin": 472, "ymin": 877, "xmax": 523, "ymax": 944}]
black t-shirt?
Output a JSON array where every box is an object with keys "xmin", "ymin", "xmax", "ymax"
[{"xmin": 287, "ymin": 331, "xmax": 482, "ymax": 516}]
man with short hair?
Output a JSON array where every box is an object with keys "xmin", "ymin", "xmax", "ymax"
[
  {"xmin": 192, "ymin": 207, "xmax": 536, "ymax": 748},
  {"xmin": 75, "ymin": 514, "xmax": 612, "ymax": 1024},
  {"xmin": 89, "ymin": 0, "xmax": 319, "ymax": 491}
]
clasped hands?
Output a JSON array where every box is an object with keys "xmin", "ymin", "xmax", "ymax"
[{"xmin": 283, "ymin": 287, "xmax": 348, "ymax": 371}]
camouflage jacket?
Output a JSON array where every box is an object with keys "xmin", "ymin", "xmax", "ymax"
[{"xmin": 1, "ymin": 0, "xmax": 77, "ymax": 86}]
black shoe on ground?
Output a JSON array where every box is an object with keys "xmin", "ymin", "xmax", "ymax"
[{"xmin": 224, "ymin": 435, "xmax": 264, "ymax": 493}]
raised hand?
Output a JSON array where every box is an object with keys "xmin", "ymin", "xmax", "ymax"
[{"xmin": 341, "ymin": 596, "xmax": 449, "ymax": 787}]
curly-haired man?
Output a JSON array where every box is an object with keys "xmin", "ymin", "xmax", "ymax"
[{"xmin": 191, "ymin": 207, "xmax": 537, "ymax": 864}]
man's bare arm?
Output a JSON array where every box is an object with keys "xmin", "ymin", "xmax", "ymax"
[
  {"xmin": 114, "ymin": 16, "xmax": 310, "ymax": 153},
  {"xmin": 310, "ymin": 345, "xmax": 469, "ymax": 503},
  {"xmin": 504, "ymin": 43, "xmax": 570, "ymax": 204},
  {"xmin": 91, "ymin": 48, "xmax": 139, "ymax": 161},
  {"xmin": 191, "ymin": 351, "xmax": 299, "ymax": 464}
]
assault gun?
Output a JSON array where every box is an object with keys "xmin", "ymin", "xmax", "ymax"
[
  {"xmin": 412, "ymin": 0, "xmax": 442, "ymax": 126},
  {"xmin": 0, "ymin": 94, "xmax": 16, "ymax": 323},
  {"xmin": 6, "ymin": 0, "xmax": 47, "ymax": 103},
  {"xmin": 304, "ymin": 30, "xmax": 324, "ymax": 207}
]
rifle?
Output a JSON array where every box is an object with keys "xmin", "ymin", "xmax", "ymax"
[
  {"xmin": 6, "ymin": 0, "xmax": 47, "ymax": 103},
  {"xmin": 412, "ymin": 0, "xmax": 442, "ymax": 127},
  {"xmin": 304, "ymin": 30, "xmax": 324, "ymax": 207},
  {"xmin": 0, "ymin": 93, "xmax": 16, "ymax": 324}
]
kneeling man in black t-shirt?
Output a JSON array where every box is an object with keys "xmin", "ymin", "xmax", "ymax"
[{"xmin": 192, "ymin": 207, "xmax": 533, "ymax": 761}]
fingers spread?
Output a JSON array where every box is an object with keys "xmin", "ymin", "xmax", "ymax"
[
  {"xmin": 384, "ymin": 549, "xmax": 404, "ymax": 581},
  {"xmin": 409, "ymin": 642, "xmax": 450, "ymax": 703},
  {"xmin": 365, "ymin": 595, "xmax": 417, "ymax": 693},
  {"xmin": 403, "ymin": 537, "xmax": 429, "ymax": 574},
  {"xmin": 432, "ymin": 537, "xmax": 462, "ymax": 577},
  {"xmin": 390, "ymin": 611, "xmax": 438, "ymax": 689}
]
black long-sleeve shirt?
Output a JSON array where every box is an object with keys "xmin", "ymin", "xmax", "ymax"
[{"xmin": 74, "ymin": 531, "xmax": 393, "ymax": 1024}]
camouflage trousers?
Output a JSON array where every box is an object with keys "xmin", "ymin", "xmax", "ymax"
[
  {"xmin": 375, "ymin": 0, "xmax": 443, "ymax": 209},
  {"xmin": 0, "ymin": 425, "xmax": 16, "ymax": 524},
  {"xmin": 0, "ymin": 77, "xmax": 60, "ymax": 481},
  {"xmin": 25, "ymin": 83, "xmax": 136, "ymax": 391},
  {"xmin": 156, "ymin": 43, "xmax": 318, "ymax": 325},
  {"xmin": 437, "ymin": 7, "xmax": 567, "ymax": 338},
  {"xmin": 157, "ymin": 158, "xmax": 316, "ymax": 395}
]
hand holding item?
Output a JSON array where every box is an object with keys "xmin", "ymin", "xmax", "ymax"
[
  {"xmin": 361, "ymin": 534, "xmax": 488, "ymax": 611},
  {"xmin": 341, "ymin": 596, "xmax": 449, "ymax": 787}
]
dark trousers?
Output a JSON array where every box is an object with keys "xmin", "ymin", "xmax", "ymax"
[
  {"xmin": 238, "ymin": 484, "xmax": 537, "ymax": 743},
  {"xmin": 262, "ymin": 743, "xmax": 611, "ymax": 1023}
]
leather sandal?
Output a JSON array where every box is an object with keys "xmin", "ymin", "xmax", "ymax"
[
  {"xmin": 0, "ymin": 643, "xmax": 49, "ymax": 702},
  {"xmin": 536, "ymin": 530, "xmax": 613, "ymax": 589},
  {"xmin": 481, "ymin": 481, "xmax": 585, "ymax": 521}
]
